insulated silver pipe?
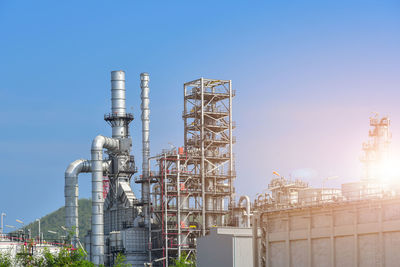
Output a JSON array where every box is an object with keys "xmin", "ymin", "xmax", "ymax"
[
  {"xmin": 65, "ymin": 159, "xmax": 91, "ymax": 245},
  {"xmin": 140, "ymin": 73, "xmax": 150, "ymax": 225},
  {"xmin": 111, "ymin": 71, "xmax": 127, "ymax": 138},
  {"xmin": 91, "ymin": 135, "xmax": 119, "ymax": 265},
  {"xmin": 239, "ymin": 195, "xmax": 251, "ymax": 227},
  {"xmin": 65, "ymin": 160, "xmax": 110, "ymax": 246}
]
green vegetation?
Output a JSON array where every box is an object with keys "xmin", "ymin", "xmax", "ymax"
[
  {"xmin": 0, "ymin": 245, "xmax": 95, "ymax": 267},
  {"xmin": 0, "ymin": 251, "xmax": 12, "ymax": 267},
  {"xmin": 170, "ymin": 253, "xmax": 195, "ymax": 267},
  {"xmin": 0, "ymin": 246, "xmax": 132, "ymax": 266},
  {"xmin": 114, "ymin": 253, "xmax": 130, "ymax": 267},
  {"xmin": 2, "ymin": 199, "xmax": 132, "ymax": 266},
  {"xmin": 16, "ymin": 199, "xmax": 91, "ymax": 241}
]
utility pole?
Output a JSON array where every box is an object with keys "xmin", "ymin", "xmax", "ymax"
[{"xmin": 36, "ymin": 219, "xmax": 41, "ymax": 243}]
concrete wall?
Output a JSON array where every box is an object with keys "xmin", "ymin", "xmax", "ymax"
[
  {"xmin": 259, "ymin": 198, "xmax": 400, "ymax": 267},
  {"xmin": 197, "ymin": 227, "xmax": 254, "ymax": 267}
]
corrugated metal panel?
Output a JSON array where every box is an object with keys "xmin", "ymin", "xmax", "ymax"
[
  {"xmin": 122, "ymin": 228, "xmax": 146, "ymax": 252},
  {"xmin": 125, "ymin": 253, "xmax": 148, "ymax": 267}
]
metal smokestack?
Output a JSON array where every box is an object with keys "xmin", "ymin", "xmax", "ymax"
[
  {"xmin": 140, "ymin": 72, "xmax": 150, "ymax": 225},
  {"xmin": 110, "ymin": 70, "xmax": 127, "ymax": 138},
  {"xmin": 111, "ymin": 71, "xmax": 126, "ymax": 115}
]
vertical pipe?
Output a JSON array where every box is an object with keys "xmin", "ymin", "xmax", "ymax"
[
  {"xmin": 36, "ymin": 219, "xmax": 40, "ymax": 243},
  {"xmin": 183, "ymin": 84, "xmax": 187, "ymax": 149},
  {"xmin": 205, "ymin": 151, "xmax": 213, "ymax": 227},
  {"xmin": 148, "ymin": 157, "xmax": 153, "ymax": 263},
  {"xmin": 91, "ymin": 135, "xmax": 119, "ymax": 265},
  {"xmin": 228, "ymin": 80, "xmax": 235, "ymax": 215},
  {"xmin": 239, "ymin": 195, "xmax": 251, "ymax": 227},
  {"xmin": 200, "ymin": 78, "xmax": 206, "ymax": 235},
  {"xmin": 91, "ymin": 141, "xmax": 105, "ymax": 265},
  {"xmin": 141, "ymin": 72, "xmax": 150, "ymax": 226},
  {"xmin": 164, "ymin": 156, "xmax": 168, "ymax": 267},
  {"xmin": 177, "ymin": 153, "xmax": 181, "ymax": 258},
  {"xmin": 65, "ymin": 159, "xmax": 91, "ymax": 245}
]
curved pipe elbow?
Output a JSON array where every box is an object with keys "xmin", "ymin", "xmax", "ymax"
[
  {"xmin": 65, "ymin": 159, "xmax": 91, "ymax": 177},
  {"xmin": 65, "ymin": 159, "xmax": 109, "ymax": 177},
  {"xmin": 65, "ymin": 159, "xmax": 91, "ymax": 244},
  {"xmin": 91, "ymin": 135, "xmax": 119, "ymax": 152},
  {"xmin": 239, "ymin": 195, "xmax": 251, "ymax": 227},
  {"xmin": 239, "ymin": 195, "xmax": 251, "ymax": 211}
]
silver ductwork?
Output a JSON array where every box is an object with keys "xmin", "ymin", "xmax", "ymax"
[
  {"xmin": 140, "ymin": 72, "xmax": 150, "ymax": 225},
  {"xmin": 239, "ymin": 195, "xmax": 251, "ymax": 227},
  {"xmin": 65, "ymin": 70, "xmax": 138, "ymax": 265},
  {"xmin": 65, "ymin": 159, "xmax": 91, "ymax": 245},
  {"xmin": 91, "ymin": 135, "xmax": 119, "ymax": 265},
  {"xmin": 65, "ymin": 160, "xmax": 110, "ymax": 246}
]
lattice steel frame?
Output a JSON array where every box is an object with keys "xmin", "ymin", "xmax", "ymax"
[
  {"xmin": 183, "ymin": 78, "xmax": 236, "ymax": 233},
  {"xmin": 149, "ymin": 78, "xmax": 236, "ymax": 266}
]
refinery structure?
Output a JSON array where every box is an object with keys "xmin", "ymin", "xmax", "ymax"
[
  {"xmin": 250, "ymin": 115, "xmax": 400, "ymax": 267},
  {"xmin": 64, "ymin": 71, "xmax": 237, "ymax": 266},
  {"xmin": 60, "ymin": 70, "xmax": 400, "ymax": 267}
]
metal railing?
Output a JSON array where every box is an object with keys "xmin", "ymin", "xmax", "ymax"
[{"xmin": 254, "ymin": 186, "xmax": 398, "ymax": 212}]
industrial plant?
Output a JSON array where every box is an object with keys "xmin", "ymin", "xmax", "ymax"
[
  {"xmin": 64, "ymin": 71, "xmax": 236, "ymax": 266},
  {"xmin": 60, "ymin": 70, "xmax": 400, "ymax": 267},
  {"xmin": 250, "ymin": 115, "xmax": 400, "ymax": 267}
]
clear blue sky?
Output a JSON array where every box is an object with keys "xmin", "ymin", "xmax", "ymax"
[{"xmin": 1, "ymin": 0, "xmax": 399, "ymax": 230}]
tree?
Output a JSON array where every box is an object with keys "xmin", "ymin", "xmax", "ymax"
[
  {"xmin": 114, "ymin": 253, "xmax": 129, "ymax": 267},
  {"xmin": 170, "ymin": 253, "xmax": 195, "ymax": 267},
  {"xmin": 0, "ymin": 251, "xmax": 12, "ymax": 267},
  {"xmin": 13, "ymin": 242, "xmax": 94, "ymax": 267}
]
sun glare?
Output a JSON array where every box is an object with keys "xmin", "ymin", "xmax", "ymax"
[{"xmin": 376, "ymin": 159, "xmax": 400, "ymax": 184}]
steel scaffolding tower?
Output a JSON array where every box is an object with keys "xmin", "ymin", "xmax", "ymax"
[
  {"xmin": 149, "ymin": 149, "xmax": 200, "ymax": 266},
  {"xmin": 149, "ymin": 78, "xmax": 236, "ymax": 266},
  {"xmin": 183, "ymin": 78, "xmax": 236, "ymax": 229}
]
